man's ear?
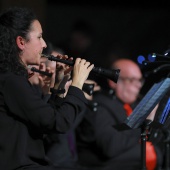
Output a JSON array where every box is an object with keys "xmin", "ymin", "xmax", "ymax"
[
  {"xmin": 16, "ymin": 36, "xmax": 25, "ymax": 50},
  {"xmin": 108, "ymin": 79, "xmax": 117, "ymax": 89}
]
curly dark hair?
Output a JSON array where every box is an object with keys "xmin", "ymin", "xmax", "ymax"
[{"xmin": 0, "ymin": 6, "xmax": 37, "ymax": 76}]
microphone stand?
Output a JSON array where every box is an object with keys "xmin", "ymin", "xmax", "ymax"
[{"xmin": 140, "ymin": 119, "xmax": 152, "ymax": 170}]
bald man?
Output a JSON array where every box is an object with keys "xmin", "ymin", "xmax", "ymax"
[
  {"xmin": 75, "ymin": 58, "xmax": 163, "ymax": 170},
  {"xmin": 108, "ymin": 58, "xmax": 144, "ymax": 104}
]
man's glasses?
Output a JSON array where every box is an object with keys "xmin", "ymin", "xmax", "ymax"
[{"xmin": 119, "ymin": 77, "xmax": 145, "ymax": 85}]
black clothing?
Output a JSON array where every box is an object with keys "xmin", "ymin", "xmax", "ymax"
[
  {"xmin": 75, "ymin": 91, "xmax": 163, "ymax": 170},
  {"xmin": 0, "ymin": 72, "xmax": 87, "ymax": 170},
  {"xmin": 76, "ymin": 91, "xmax": 141, "ymax": 170},
  {"xmin": 44, "ymin": 102, "xmax": 86, "ymax": 168}
]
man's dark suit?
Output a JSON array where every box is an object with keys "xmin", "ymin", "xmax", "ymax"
[
  {"xmin": 76, "ymin": 91, "xmax": 141, "ymax": 170},
  {"xmin": 75, "ymin": 90, "xmax": 163, "ymax": 170}
]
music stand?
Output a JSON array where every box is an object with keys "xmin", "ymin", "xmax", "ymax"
[
  {"xmin": 121, "ymin": 77, "xmax": 170, "ymax": 170},
  {"xmin": 124, "ymin": 77, "xmax": 170, "ymax": 129},
  {"xmin": 152, "ymin": 90, "xmax": 170, "ymax": 128},
  {"xmin": 150, "ymin": 90, "xmax": 170, "ymax": 170}
]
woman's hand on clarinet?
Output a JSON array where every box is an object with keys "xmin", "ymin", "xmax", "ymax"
[
  {"xmin": 38, "ymin": 62, "xmax": 54, "ymax": 95},
  {"xmin": 53, "ymin": 55, "xmax": 72, "ymax": 89},
  {"xmin": 71, "ymin": 58, "xmax": 94, "ymax": 90}
]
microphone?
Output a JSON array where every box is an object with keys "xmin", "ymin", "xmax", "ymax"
[
  {"xmin": 151, "ymin": 53, "xmax": 170, "ymax": 61},
  {"xmin": 142, "ymin": 61, "xmax": 170, "ymax": 77},
  {"xmin": 142, "ymin": 60, "xmax": 170, "ymax": 67},
  {"xmin": 142, "ymin": 50, "xmax": 170, "ymax": 78},
  {"xmin": 163, "ymin": 49, "xmax": 170, "ymax": 56},
  {"xmin": 146, "ymin": 64, "xmax": 170, "ymax": 74},
  {"xmin": 41, "ymin": 54, "xmax": 120, "ymax": 83}
]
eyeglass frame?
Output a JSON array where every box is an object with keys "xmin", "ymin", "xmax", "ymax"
[{"xmin": 118, "ymin": 76, "xmax": 145, "ymax": 86}]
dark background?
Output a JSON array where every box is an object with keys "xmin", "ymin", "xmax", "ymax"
[
  {"xmin": 44, "ymin": 1, "xmax": 170, "ymax": 93},
  {"xmin": 45, "ymin": 1, "xmax": 170, "ymax": 61},
  {"xmin": 1, "ymin": 0, "xmax": 170, "ymax": 93},
  {"xmin": 1, "ymin": 0, "xmax": 170, "ymax": 65}
]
